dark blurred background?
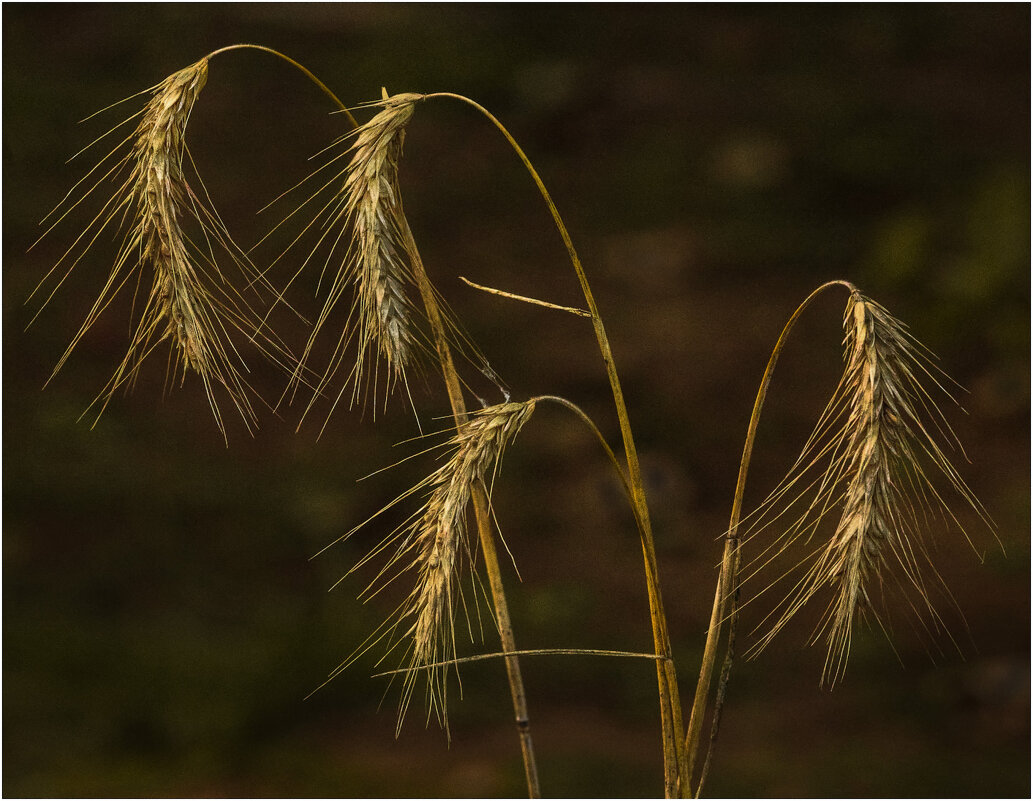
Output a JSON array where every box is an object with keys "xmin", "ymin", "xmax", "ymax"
[{"xmin": 4, "ymin": 4, "xmax": 1029, "ymax": 797}]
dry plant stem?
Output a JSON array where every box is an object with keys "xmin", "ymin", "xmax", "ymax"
[
  {"xmin": 374, "ymin": 648, "xmax": 666, "ymax": 676},
  {"xmin": 424, "ymin": 92, "xmax": 686, "ymax": 797},
  {"xmin": 400, "ymin": 219, "xmax": 540, "ymax": 799},
  {"xmin": 459, "ymin": 276, "xmax": 593, "ymax": 317},
  {"xmin": 685, "ymin": 280, "xmax": 854, "ymax": 796},
  {"xmin": 204, "ymin": 44, "xmax": 358, "ymax": 128},
  {"xmin": 536, "ymin": 395, "xmax": 634, "ymax": 498}
]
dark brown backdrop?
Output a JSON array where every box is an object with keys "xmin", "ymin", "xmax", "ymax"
[{"xmin": 4, "ymin": 4, "xmax": 1029, "ymax": 797}]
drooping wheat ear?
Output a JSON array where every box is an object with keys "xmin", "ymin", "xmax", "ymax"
[
  {"xmin": 31, "ymin": 58, "xmax": 293, "ymax": 440},
  {"xmin": 270, "ymin": 92, "xmax": 494, "ymax": 427},
  {"xmin": 337, "ymin": 94, "xmax": 423, "ymax": 403},
  {"xmin": 131, "ymin": 61, "xmax": 247, "ymax": 426},
  {"xmin": 278, "ymin": 93, "xmax": 426, "ymax": 421},
  {"xmin": 320, "ymin": 399, "xmax": 537, "ymax": 732},
  {"xmin": 740, "ymin": 289, "xmax": 993, "ymax": 684},
  {"xmin": 403, "ymin": 400, "xmax": 537, "ymax": 726}
]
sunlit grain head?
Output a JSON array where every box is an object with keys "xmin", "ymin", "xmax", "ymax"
[
  {"xmin": 739, "ymin": 290, "xmax": 993, "ymax": 683},
  {"xmin": 31, "ymin": 58, "xmax": 297, "ymax": 440}
]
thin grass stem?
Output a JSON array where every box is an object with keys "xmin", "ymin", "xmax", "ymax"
[
  {"xmin": 459, "ymin": 276, "xmax": 593, "ymax": 317},
  {"xmin": 400, "ymin": 216, "xmax": 541, "ymax": 798},
  {"xmin": 685, "ymin": 280, "xmax": 855, "ymax": 797},
  {"xmin": 203, "ymin": 44, "xmax": 357, "ymax": 127},
  {"xmin": 372, "ymin": 648, "xmax": 667, "ymax": 676},
  {"xmin": 423, "ymin": 91, "xmax": 685, "ymax": 797}
]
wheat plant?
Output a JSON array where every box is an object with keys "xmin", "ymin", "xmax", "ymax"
[{"xmin": 30, "ymin": 46, "xmax": 995, "ymax": 798}]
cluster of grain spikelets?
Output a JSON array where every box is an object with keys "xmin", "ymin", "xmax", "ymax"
[
  {"xmin": 296, "ymin": 93, "xmax": 423, "ymax": 417},
  {"xmin": 30, "ymin": 58, "xmax": 293, "ymax": 439},
  {"xmin": 271, "ymin": 92, "xmax": 487, "ymax": 428},
  {"xmin": 738, "ymin": 290, "xmax": 992, "ymax": 684},
  {"xmin": 270, "ymin": 93, "xmax": 421, "ymax": 420},
  {"xmin": 321, "ymin": 400, "xmax": 537, "ymax": 733}
]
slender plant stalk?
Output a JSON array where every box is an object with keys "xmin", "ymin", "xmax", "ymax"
[
  {"xmin": 375, "ymin": 647, "xmax": 667, "ymax": 676},
  {"xmin": 684, "ymin": 280, "xmax": 854, "ymax": 796},
  {"xmin": 423, "ymin": 92, "xmax": 687, "ymax": 797},
  {"xmin": 536, "ymin": 395, "xmax": 633, "ymax": 497},
  {"xmin": 398, "ymin": 217, "xmax": 541, "ymax": 798},
  {"xmin": 204, "ymin": 44, "xmax": 358, "ymax": 128},
  {"xmin": 459, "ymin": 276, "xmax": 593, "ymax": 317}
]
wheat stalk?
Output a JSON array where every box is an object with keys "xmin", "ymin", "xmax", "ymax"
[
  {"xmin": 31, "ymin": 57, "xmax": 294, "ymax": 439},
  {"xmin": 740, "ymin": 289, "xmax": 992, "ymax": 684},
  {"xmin": 419, "ymin": 91, "xmax": 687, "ymax": 793}
]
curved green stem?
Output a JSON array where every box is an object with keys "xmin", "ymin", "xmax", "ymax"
[
  {"xmin": 685, "ymin": 280, "xmax": 855, "ymax": 797},
  {"xmin": 423, "ymin": 92, "xmax": 686, "ymax": 797},
  {"xmin": 204, "ymin": 43, "xmax": 358, "ymax": 127}
]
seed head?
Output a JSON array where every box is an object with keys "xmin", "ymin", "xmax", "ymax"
[
  {"xmin": 344, "ymin": 94, "xmax": 422, "ymax": 395},
  {"xmin": 32, "ymin": 58, "xmax": 294, "ymax": 439},
  {"xmin": 272, "ymin": 92, "xmax": 494, "ymax": 429},
  {"xmin": 282, "ymin": 94, "xmax": 428, "ymax": 422},
  {"xmin": 322, "ymin": 400, "xmax": 538, "ymax": 734},
  {"xmin": 742, "ymin": 290, "xmax": 993, "ymax": 683},
  {"xmin": 403, "ymin": 400, "xmax": 537, "ymax": 725}
]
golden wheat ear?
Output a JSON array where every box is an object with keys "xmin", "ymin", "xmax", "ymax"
[
  {"xmin": 738, "ymin": 289, "xmax": 994, "ymax": 684},
  {"xmin": 262, "ymin": 92, "xmax": 493, "ymax": 430},
  {"xmin": 315, "ymin": 399, "xmax": 537, "ymax": 734},
  {"xmin": 31, "ymin": 58, "xmax": 298, "ymax": 441},
  {"xmin": 258, "ymin": 93, "xmax": 424, "ymax": 424}
]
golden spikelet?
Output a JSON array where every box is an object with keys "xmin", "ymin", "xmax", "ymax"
[
  {"xmin": 269, "ymin": 92, "xmax": 493, "ymax": 427},
  {"xmin": 275, "ymin": 93, "xmax": 426, "ymax": 421},
  {"xmin": 322, "ymin": 400, "xmax": 538, "ymax": 733},
  {"xmin": 346, "ymin": 94, "xmax": 422, "ymax": 389},
  {"xmin": 740, "ymin": 290, "xmax": 992, "ymax": 684},
  {"xmin": 404, "ymin": 400, "xmax": 536, "ymax": 725},
  {"xmin": 31, "ymin": 58, "xmax": 293, "ymax": 440}
]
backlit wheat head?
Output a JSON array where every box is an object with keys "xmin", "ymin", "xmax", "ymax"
[
  {"xmin": 275, "ymin": 91, "xmax": 496, "ymax": 428},
  {"xmin": 325, "ymin": 400, "xmax": 537, "ymax": 732},
  {"xmin": 280, "ymin": 93, "xmax": 435, "ymax": 422},
  {"xmin": 347, "ymin": 94, "xmax": 422, "ymax": 389},
  {"xmin": 741, "ymin": 289, "xmax": 992, "ymax": 684},
  {"xmin": 32, "ymin": 58, "xmax": 291, "ymax": 439}
]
